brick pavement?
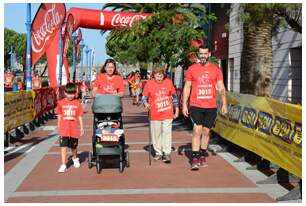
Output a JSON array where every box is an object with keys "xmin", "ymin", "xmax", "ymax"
[{"xmin": 4, "ymin": 96, "xmax": 277, "ymax": 203}]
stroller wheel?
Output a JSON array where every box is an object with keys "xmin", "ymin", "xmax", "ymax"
[
  {"xmin": 125, "ymin": 151, "xmax": 130, "ymax": 168},
  {"xmin": 88, "ymin": 152, "xmax": 92, "ymax": 169},
  {"xmin": 96, "ymin": 156, "xmax": 102, "ymax": 174},
  {"xmin": 119, "ymin": 160, "xmax": 124, "ymax": 173}
]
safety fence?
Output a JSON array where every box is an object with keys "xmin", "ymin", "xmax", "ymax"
[
  {"xmin": 213, "ymin": 92, "xmax": 301, "ymax": 179},
  {"xmin": 4, "ymin": 83, "xmax": 82, "ymax": 136}
]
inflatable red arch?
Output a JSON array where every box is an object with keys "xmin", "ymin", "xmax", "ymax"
[{"xmin": 45, "ymin": 7, "xmax": 150, "ymax": 87}]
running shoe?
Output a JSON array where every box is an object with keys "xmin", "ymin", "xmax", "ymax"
[
  {"xmin": 162, "ymin": 155, "xmax": 171, "ymax": 163},
  {"xmin": 199, "ymin": 156, "xmax": 208, "ymax": 167},
  {"xmin": 191, "ymin": 158, "xmax": 199, "ymax": 170},
  {"xmin": 57, "ymin": 164, "xmax": 67, "ymax": 173},
  {"xmin": 153, "ymin": 154, "xmax": 163, "ymax": 160},
  {"xmin": 72, "ymin": 157, "xmax": 80, "ymax": 168}
]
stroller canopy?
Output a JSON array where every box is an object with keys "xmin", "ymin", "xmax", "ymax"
[{"xmin": 92, "ymin": 94, "xmax": 122, "ymax": 113}]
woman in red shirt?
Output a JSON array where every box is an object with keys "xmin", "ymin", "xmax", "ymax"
[
  {"xmin": 92, "ymin": 59, "xmax": 124, "ymax": 98},
  {"xmin": 142, "ymin": 66, "xmax": 179, "ymax": 163}
]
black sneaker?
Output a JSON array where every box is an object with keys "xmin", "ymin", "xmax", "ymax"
[
  {"xmin": 191, "ymin": 158, "xmax": 199, "ymax": 170},
  {"xmin": 153, "ymin": 154, "xmax": 163, "ymax": 160},
  {"xmin": 202, "ymin": 150, "xmax": 209, "ymax": 157},
  {"xmin": 162, "ymin": 155, "xmax": 171, "ymax": 163}
]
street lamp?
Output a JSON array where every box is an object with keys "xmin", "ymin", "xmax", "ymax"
[
  {"xmin": 85, "ymin": 46, "xmax": 89, "ymax": 82},
  {"xmin": 88, "ymin": 48, "xmax": 92, "ymax": 83},
  {"xmin": 79, "ymin": 39, "xmax": 85, "ymax": 81},
  {"xmin": 72, "ymin": 31, "xmax": 78, "ymax": 82},
  {"xmin": 25, "ymin": 3, "xmax": 32, "ymax": 90}
]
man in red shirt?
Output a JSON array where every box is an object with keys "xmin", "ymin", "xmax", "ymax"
[
  {"xmin": 4, "ymin": 68, "xmax": 15, "ymax": 92},
  {"xmin": 183, "ymin": 45, "xmax": 228, "ymax": 170},
  {"xmin": 56, "ymin": 83, "xmax": 84, "ymax": 173},
  {"xmin": 142, "ymin": 66, "xmax": 179, "ymax": 163}
]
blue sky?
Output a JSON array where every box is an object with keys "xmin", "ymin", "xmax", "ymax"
[{"xmin": 4, "ymin": 3, "xmax": 110, "ymax": 65}]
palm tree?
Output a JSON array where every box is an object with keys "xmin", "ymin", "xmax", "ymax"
[
  {"xmin": 101, "ymin": 3, "xmax": 215, "ymax": 73},
  {"xmin": 239, "ymin": 3, "xmax": 301, "ymax": 97}
]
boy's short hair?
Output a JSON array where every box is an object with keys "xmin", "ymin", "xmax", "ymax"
[{"xmin": 65, "ymin": 83, "xmax": 77, "ymax": 94}]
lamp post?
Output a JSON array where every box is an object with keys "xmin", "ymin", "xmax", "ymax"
[
  {"xmin": 90, "ymin": 48, "xmax": 95, "ymax": 86},
  {"xmin": 58, "ymin": 27, "xmax": 63, "ymax": 86},
  {"xmin": 85, "ymin": 46, "xmax": 89, "ymax": 82},
  {"xmin": 88, "ymin": 48, "xmax": 92, "ymax": 83},
  {"xmin": 79, "ymin": 39, "xmax": 85, "ymax": 81},
  {"xmin": 25, "ymin": 3, "xmax": 32, "ymax": 90},
  {"xmin": 72, "ymin": 31, "xmax": 78, "ymax": 82}
]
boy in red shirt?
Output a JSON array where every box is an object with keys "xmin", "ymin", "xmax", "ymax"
[
  {"xmin": 56, "ymin": 83, "xmax": 84, "ymax": 173},
  {"xmin": 142, "ymin": 66, "xmax": 179, "ymax": 163},
  {"xmin": 183, "ymin": 45, "xmax": 228, "ymax": 170}
]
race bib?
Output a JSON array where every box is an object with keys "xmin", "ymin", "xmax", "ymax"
[
  {"xmin": 155, "ymin": 97, "xmax": 171, "ymax": 112},
  {"xmin": 63, "ymin": 106, "xmax": 77, "ymax": 120},
  {"xmin": 197, "ymin": 87, "xmax": 213, "ymax": 99}
]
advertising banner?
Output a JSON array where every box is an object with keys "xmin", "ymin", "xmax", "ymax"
[
  {"xmin": 4, "ymin": 91, "xmax": 35, "ymax": 133},
  {"xmin": 31, "ymin": 3, "xmax": 66, "ymax": 66},
  {"xmin": 66, "ymin": 8, "xmax": 150, "ymax": 30},
  {"xmin": 34, "ymin": 88, "xmax": 57, "ymax": 118},
  {"xmin": 213, "ymin": 92, "xmax": 302, "ymax": 178}
]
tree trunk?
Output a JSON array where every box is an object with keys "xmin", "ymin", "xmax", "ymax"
[{"xmin": 240, "ymin": 21, "xmax": 273, "ymax": 97}]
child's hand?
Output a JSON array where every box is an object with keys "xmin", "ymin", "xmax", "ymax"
[{"xmin": 80, "ymin": 128, "xmax": 84, "ymax": 136}]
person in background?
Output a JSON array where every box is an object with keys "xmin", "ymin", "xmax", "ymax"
[
  {"xmin": 17, "ymin": 77, "xmax": 23, "ymax": 91},
  {"xmin": 142, "ymin": 66, "xmax": 179, "ymax": 163},
  {"xmin": 4, "ymin": 67, "xmax": 15, "ymax": 92},
  {"xmin": 127, "ymin": 71, "xmax": 135, "ymax": 97},
  {"xmin": 80, "ymin": 80, "xmax": 89, "ymax": 104},
  {"xmin": 56, "ymin": 83, "xmax": 84, "ymax": 173},
  {"xmin": 92, "ymin": 58, "xmax": 124, "ymax": 98},
  {"xmin": 32, "ymin": 71, "xmax": 42, "ymax": 90},
  {"xmin": 132, "ymin": 71, "xmax": 142, "ymax": 105}
]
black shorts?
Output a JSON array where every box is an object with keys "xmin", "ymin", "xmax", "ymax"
[
  {"xmin": 189, "ymin": 106, "xmax": 217, "ymax": 129},
  {"xmin": 59, "ymin": 136, "xmax": 79, "ymax": 149}
]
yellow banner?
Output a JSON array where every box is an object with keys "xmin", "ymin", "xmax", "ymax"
[
  {"xmin": 213, "ymin": 92, "xmax": 302, "ymax": 178},
  {"xmin": 4, "ymin": 90, "xmax": 36, "ymax": 133}
]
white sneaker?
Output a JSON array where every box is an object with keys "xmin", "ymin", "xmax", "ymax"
[
  {"xmin": 72, "ymin": 157, "xmax": 80, "ymax": 168},
  {"xmin": 57, "ymin": 164, "xmax": 67, "ymax": 173}
]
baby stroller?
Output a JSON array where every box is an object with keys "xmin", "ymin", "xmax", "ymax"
[{"xmin": 88, "ymin": 94, "xmax": 129, "ymax": 173}]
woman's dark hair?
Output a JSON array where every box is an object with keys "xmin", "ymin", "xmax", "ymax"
[
  {"xmin": 65, "ymin": 83, "xmax": 77, "ymax": 94},
  {"xmin": 100, "ymin": 58, "xmax": 118, "ymax": 75}
]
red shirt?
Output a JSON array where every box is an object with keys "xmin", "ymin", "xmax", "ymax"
[
  {"xmin": 4, "ymin": 73, "xmax": 14, "ymax": 88},
  {"xmin": 56, "ymin": 99, "xmax": 83, "ymax": 138},
  {"xmin": 93, "ymin": 73, "xmax": 124, "ymax": 95},
  {"xmin": 185, "ymin": 63, "xmax": 223, "ymax": 108},
  {"xmin": 32, "ymin": 77, "xmax": 42, "ymax": 90},
  {"xmin": 129, "ymin": 76, "xmax": 142, "ymax": 89},
  {"xmin": 142, "ymin": 78, "xmax": 176, "ymax": 120}
]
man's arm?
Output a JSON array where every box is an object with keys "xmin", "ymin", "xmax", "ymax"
[
  {"xmin": 182, "ymin": 81, "xmax": 192, "ymax": 116},
  {"xmin": 216, "ymin": 80, "xmax": 228, "ymax": 114}
]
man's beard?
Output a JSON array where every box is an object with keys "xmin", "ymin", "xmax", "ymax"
[{"xmin": 199, "ymin": 58, "xmax": 207, "ymax": 65}]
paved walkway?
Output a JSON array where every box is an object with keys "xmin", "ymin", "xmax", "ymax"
[{"xmin": 5, "ymin": 95, "xmax": 295, "ymax": 203}]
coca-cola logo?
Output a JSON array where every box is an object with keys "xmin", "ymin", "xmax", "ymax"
[
  {"xmin": 32, "ymin": 4, "xmax": 63, "ymax": 53},
  {"xmin": 111, "ymin": 14, "xmax": 147, "ymax": 27}
]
